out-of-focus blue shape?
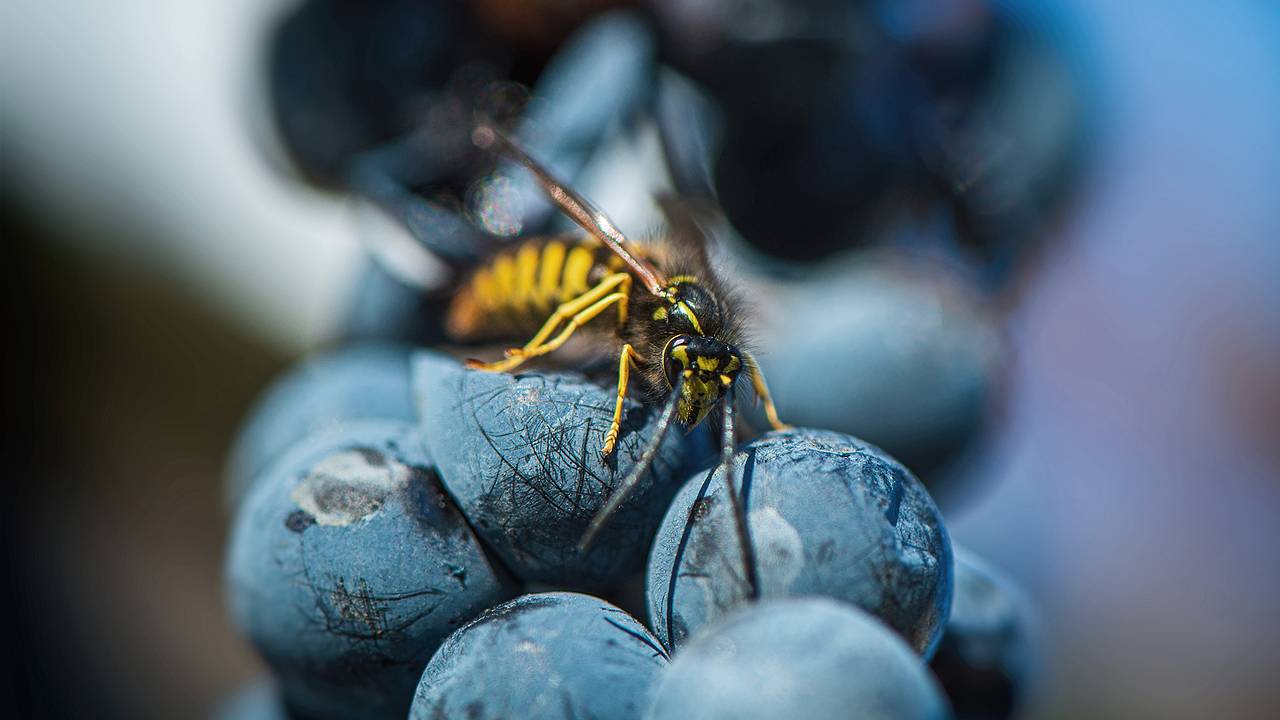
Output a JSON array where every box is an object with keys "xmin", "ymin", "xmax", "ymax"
[
  {"xmin": 268, "ymin": 0, "xmax": 482, "ymax": 187},
  {"xmin": 649, "ymin": 0, "xmax": 1087, "ymax": 273},
  {"xmin": 750, "ymin": 250, "xmax": 1004, "ymax": 485},
  {"xmin": 930, "ymin": 547, "xmax": 1035, "ymax": 719},
  {"xmin": 950, "ymin": 3, "xmax": 1280, "ymax": 718},
  {"xmin": 505, "ymin": 11, "xmax": 657, "ymax": 234},
  {"xmin": 224, "ymin": 344, "xmax": 415, "ymax": 509},
  {"xmin": 212, "ymin": 676, "xmax": 288, "ymax": 720}
]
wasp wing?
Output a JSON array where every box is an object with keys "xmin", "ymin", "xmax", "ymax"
[{"xmin": 473, "ymin": 124, "xmax": 669, "ymax": 296}]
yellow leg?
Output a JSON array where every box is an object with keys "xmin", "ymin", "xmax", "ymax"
[
  {"xmin": 745, "ymin": 352, "xmax": 789, "ymax": 431},
  {"xmin": 615, "ymin": 274, "xmax": 632, "ymax": 326},
  {"xmin": 523, "ymin": 292, "xmax": 627, "ymax": 361},
  {"xmin": 523, "ymin": 272, "xmax": 629, "ymax": 351},
  {"xmin": 602, "ymin": 344, "xmax": 640, "ymax": 457},
  {"xmin": 468, "ymin": 273, "xmax": 629, "ymax": 372}
]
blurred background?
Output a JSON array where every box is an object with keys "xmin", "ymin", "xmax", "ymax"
[{"xmin": 3, "ymin": 0, "xmax": 1278, "ymax": 718}]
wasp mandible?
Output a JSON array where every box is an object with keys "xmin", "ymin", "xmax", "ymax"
[{"xmin": 448, "ymin": 125, "xmax": 787, "ymax": 566}]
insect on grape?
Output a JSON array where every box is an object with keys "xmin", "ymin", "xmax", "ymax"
[{"xmin": 447, "ymin": 125, "xmax": 787, "ymax": 593}]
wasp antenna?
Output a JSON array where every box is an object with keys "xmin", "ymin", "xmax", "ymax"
[
  {"xmin": 720, "ymin": 397, "xmax": 759, "ymax": 600},
  {"xmin": 472, "ymin": 122, "xmax": 669, "ymax": 296},
  {"xmin": 578, "ymin": 375, "xmax": 685, "ymax": 552}
]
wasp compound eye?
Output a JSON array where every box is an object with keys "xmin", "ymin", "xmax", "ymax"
[{"xmin": 663, "ymin": 335, "xmax": 694, "ymax": 388}]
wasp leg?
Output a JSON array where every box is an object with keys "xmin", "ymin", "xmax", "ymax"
[
  {"xmin": 602, "ymin": 344, "xmax": 641, "ymax": 458},
  {"xmin": 744, "ymin": 352, "xmax": 789, "ymax": 431},
  {"xmin": 524, "ymin": 291, "xmax": 627, "ymax": 360},
  {"xmin": 526, "ymin": 272, "xmax": 630, "ymax": 351},
  {"xmin": 614, "ymin": 274, "xmax": 632, "ymax": 326},
  {"xmin": 467, "ymin": 273, "xmax": 630, "ymax": 372},
  {"xmin": 470, "ymin": 289, "xmax": 629, "ymax": 372}
]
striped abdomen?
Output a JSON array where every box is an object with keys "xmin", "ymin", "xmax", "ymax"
[{"xmin": 446, "ymin": 235, "xmax": 630, "ymax": 342}]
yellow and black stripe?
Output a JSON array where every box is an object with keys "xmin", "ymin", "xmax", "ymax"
[{"xmin": 446, "ymin": 235, "xmax": 631, "ymax": 341}]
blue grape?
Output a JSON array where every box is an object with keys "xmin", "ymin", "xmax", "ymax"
[
  {"xmin": 414, "ymin": 351, "xmax": 702, "ymax": 591},
  {"xmin": 647, "ymin": 427, "xmax": 953, "ymax": 656},
  {"xmin": 748, "ymin": 254, "xmax": 1003, "ymax": 481},
  {"xmin": 930, "ymin": 547, "xmax": 1035, "ymax": 719},
  {"xmin": 645, "ymin": 597, "xmax": 952, "ymax": 720},
  {"xmin": 225, "ymin": 344, "xmax": 415, "ymax": 508},
  {"xmin": 225, "ymin": 420, "xmax": 516, "ymax": 719},
  {"xmin": 410, "ymin": 592, "xmax": 668, "ymax": 719}
]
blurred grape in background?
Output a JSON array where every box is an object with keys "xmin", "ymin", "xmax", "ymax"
[{"xmin": 3, "ymin": 0, "xmax": 1279, "ymax": 718}]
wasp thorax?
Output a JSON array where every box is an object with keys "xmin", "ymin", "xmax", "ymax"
[
  {"xmin": 654, "ymin": 280, "xmax": 722, "ymax": 337},
  {"xmin": 663, "ymin": 335, "xmax": 742, "ymax": 426}
]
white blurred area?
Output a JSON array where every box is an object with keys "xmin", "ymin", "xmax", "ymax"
[{"xmin": 2, "ymin": 0, "xmax": 359, "ymax": 351}]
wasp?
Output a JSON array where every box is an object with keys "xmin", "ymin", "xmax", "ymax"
[{"xmin": 447, "ymin": 125, "xmax": 786, "ymax": 578}]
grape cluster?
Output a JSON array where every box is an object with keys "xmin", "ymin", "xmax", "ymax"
[
  {"xmin": 223, "ymin": 345, "xmax": 1031, "ymax": 719},
  {"xmin": 224, "ymin": 0, "xmax": 1071, "ymax": 715}
]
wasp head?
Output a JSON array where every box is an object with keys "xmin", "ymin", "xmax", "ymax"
[{"xmin": 662, "ymin": 334, "xmax": 741, "ymax": 426}]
